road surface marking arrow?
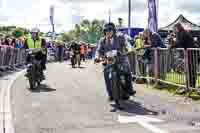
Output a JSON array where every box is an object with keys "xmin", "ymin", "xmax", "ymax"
[{"xmin": 118, "ymin": 115, "xmax": 168, "ymax": 133}]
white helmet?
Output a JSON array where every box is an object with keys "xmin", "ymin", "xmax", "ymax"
[{"xmin": 31, "ymin": 27, "xmax": 40, "ymax": 33}]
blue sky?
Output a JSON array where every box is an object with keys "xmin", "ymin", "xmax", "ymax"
[{"xmin": 0, "ymin": 0, "xmax": 199, "ymax": 33}]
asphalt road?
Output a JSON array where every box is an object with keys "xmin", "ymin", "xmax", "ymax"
[{"xmin": 10, "ymin": 61, "xmax": 200, "ymax": 133}]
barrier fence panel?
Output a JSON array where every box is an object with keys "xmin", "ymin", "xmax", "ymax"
[
  {"xmin": 128, "ymin": 47, "xmax": 200, "ymax": 99},
  {"xmin": 4, "ymin": 47, "xmax": 9, "ymax": 67},
  {"xmin": 9, "ymin": 48, "xmax": 15, "ymax": 68},
  {"xmin": 127, "ymin": 51, "xmax": 136, "ymax": 76},
  {"xmin": 128, "ymin": 48, "xmax": 156, "ymax": 84},
  {"xmin": 186, "ymin": 49, "xmax": 200, "ymax": 95},
  {"xmin": 56, "ymin": 46, "xmax": 65, "ymax": 61},
  {"xmin": 47, "ymin": 48, "xmax": 56, "ymax": 62},
  {"xmin": 16, "ymin": 48, "xmax": 21, "ymax": 66},
  {"xmin": 156, "ymin": 48, "xmax": 186, "ymax": 88},
  {"xmin": 16, "ymin": 49, "xmax": 26, "ymax": 67},
  {"xmin": 0, "ymin": 47, "xmax": 5, "ymax": 68},
  {"xmin": 0, "ymin": 47, "xmax": 26, "ymax": 73}
]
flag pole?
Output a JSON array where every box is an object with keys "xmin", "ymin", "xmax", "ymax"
[
  {"xmin": 128, "ymin": 0, "xmax": 131, "ymax": 36},
  {"xmin": 109, "ymin": 8, "xmax": 111, "ymax": 23}
]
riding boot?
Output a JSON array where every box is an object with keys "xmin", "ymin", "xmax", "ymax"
[
  {"xmin": 40, "ymin": 71, "xmax": 45, "ymax": 80},
  {"xmin": 126, "ymin": 73, "xmax": 136, "ymax": 96},
  {"xmin": 115, "ymin": 100, "xmax": 124, "ymax": 110}
]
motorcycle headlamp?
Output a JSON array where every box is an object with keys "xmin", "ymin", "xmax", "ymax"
[
  {"xmin": 28, "ymin": 50, "xmax": 32, "ymax": 54},
  {"xmin": 107, "ymin": 57, "xmax": 114, "ymax": 62}
]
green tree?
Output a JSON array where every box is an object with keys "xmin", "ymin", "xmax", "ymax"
[
  {"xmin": 78, "ymin": 19, "xmax": 105, "ymax": 43},
  {"xmin": 60, "ymin": 30, "xmax": 76, "ymax": 42},
  {"xmin": 24, "ymin": 29, "xmax": 30, "ymax": 35},
  {"xmin": 60, "ymin": 19, "xmax": 105, "ymax": 43},
  {"xmin": 12, "ymin": 28, "xmax": 24, "ymax": 38}
]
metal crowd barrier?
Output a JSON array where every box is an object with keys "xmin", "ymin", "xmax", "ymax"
[
  {"xmin": 47, "ymin": 47, "xmax": 70, "ymax": 62},
  {"xmin": 128, "ymin": 48, "xmax": 200, "ymax": 100},
  {"xmin": 55, "ymin": 46, "xmax": 65, "ymax": 61},
  {"xmin": 128, "ymin": 48, "xmax": 156, "ymax": 86},
  {"xmin": 156, "ymin": 48, "xmax": 186, "ymax": 87},
  {"xmin": 185, "ymin": 48, "xmax": 200, "ymax": 97},
  {"xmin": 0, "ymin": 46, "xmax": 26, "ymax": 72}
]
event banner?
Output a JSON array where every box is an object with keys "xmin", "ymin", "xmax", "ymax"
[{"xmin": 148, "ymin": 0, "xmax": 158, "ymax": 32}]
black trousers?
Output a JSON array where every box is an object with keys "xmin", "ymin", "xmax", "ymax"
[
  {"xmin": 80, "ymin": 54, "xmax": 85, "ymax": 61},
  {"xmin": 187, "ymin": 53, "xmax": 197, "ymax": 89}
]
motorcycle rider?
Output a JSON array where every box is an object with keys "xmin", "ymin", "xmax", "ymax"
[
  {"xmin": 24, "ymin": 27, "xmax": 47, "ymax": 79},
  {"xmin": 69, "ymin": 41, "xmax": 81, "ymax": 68},
  {"xmin": 94, "ymin": 22, "xmax": 136, "ymax": 103}
]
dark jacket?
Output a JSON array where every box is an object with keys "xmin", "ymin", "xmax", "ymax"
[
  {"xmin": 143, "ymin": 33, "xmax": 165, "ymax": 61},
  {"xmin": 175, "ymin": 31, "xmax": 196, "ymax": 49},
  {"xmin": 95, "ymin": 33, "xmax": 130, "ymax": 63},
  {"xmin": 70, "ymin": 43, "xmax": 81, "ymax": 54},
  {"xmin": 151, "ymin": 33, "xmax": 166, "ymax": 48},
  {"xmin": 95, "ymin": 33, "xmax": 132, "ymax": 73}
]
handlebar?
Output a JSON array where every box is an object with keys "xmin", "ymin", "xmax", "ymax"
[
  {"xmin": 94, "ymin": 57, "xmax": 106, "ymax": 64},
  {"xmin": 26, "ymin": 48, "xmax": 47, "ymax": 54}
]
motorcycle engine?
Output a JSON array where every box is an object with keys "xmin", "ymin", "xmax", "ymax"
[{"xmin": 120, "ymin": 75, "xmax": 126, "ymax": 84}]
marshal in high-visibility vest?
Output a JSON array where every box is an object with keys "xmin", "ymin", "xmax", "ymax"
[{"xmin": 27, "ymin": 37, "xmax": 42, "ymax": 48}]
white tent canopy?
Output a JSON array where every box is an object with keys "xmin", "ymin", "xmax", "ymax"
[{"xmin": 160, "ymin": 15, "xmax": 200, "ymax": 31}]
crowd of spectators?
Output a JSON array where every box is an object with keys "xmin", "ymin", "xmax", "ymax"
[
  {"xmin": 131, "ymin": 23, "xmax": 199, "ymax": 89},
  {"xmin": 0, "ymin": 36, "xmax": 25, "ymax": 48}
]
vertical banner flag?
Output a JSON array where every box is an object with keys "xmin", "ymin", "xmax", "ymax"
[{"xmin": 148, "ymin": 0, "xmax": 158, "ymax": 33}]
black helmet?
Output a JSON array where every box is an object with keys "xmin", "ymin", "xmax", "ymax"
[{"xmin": 103, "ymin": 22, "xmax": 116, "ymax": 35}]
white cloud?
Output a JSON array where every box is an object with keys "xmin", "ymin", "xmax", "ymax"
[{"xmin": 0, "ymin": 0, "xmax": 199, "ymax": 33}]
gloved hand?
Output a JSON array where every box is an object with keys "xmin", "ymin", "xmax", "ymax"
[{"xmin": 94, "ymin": 58, "xmax": 101, "ymax": 64}]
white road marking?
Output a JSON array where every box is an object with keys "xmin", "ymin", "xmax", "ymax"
[
  {"xmin": 118, "ymin": 115, "xmax": 168, "ymax": 133},
  {"xmin": 31, "ymin": 102, "xmax": 40, "ymax": 108},
  {"xmin": 0, "ymin": 80, "xmax": 5, "ymax": 133},
  {"xmin": 0, "ymin": 70, "xmax": 26, "ymax": 133}
]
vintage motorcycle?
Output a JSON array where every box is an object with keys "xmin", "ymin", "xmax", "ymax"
[
  {"xmin": 25, "ymin": 48, "xmax": 45, "ymax": 90},
  {"xmin": 71, "ymin": 50, "xmax": 81, "ymax": 68},
  {"xmin": 96, "ymin": 50, "xmax": 131, "ymax": 109}
]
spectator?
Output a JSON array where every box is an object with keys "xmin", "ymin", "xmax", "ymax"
[
  {"xmin": 15, "ymin": 39, "xmax": 23, "ymax": 48},
  {"xmin": 133, "ymin": 32, "xmax": 146, "ymax": 79},
  {"xmin": 87, "ymin": 44, "xmax": 92, "ymax": 59},
  {"xmin": 80, "ymin": 43, "xmax": 85, "ymax": 62},
  {"xmin": 173, "ymin": 23, "xmax": 197, "ymax": 89},
  {"xmin": 143, "ymin": 28, "xmax": 166, "ymax": 80},
  {"xmin": 84, "ymin": 45, "xmax": 88, "ymax": 60},
  {"xmin": 11, "ymin": 38, "xmax": 16, "ymax": 48},
  {"xmin": 134, "ymin": 32, "xmax": 144, "ymax": 50},
  {"xmin": 4, "ymin": 37, "xmax": 11, "ymax": 46}
]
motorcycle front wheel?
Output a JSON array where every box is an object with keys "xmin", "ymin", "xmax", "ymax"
[
  {"xmin": 110, "ymin": 72, "xmax": 121, "ymax": 103},
  {"xmin": 28, "ymin": 77, "xmax": 36, "ymax": 90},
  {"xmin": 71, "ymin": 57, "xmax": 75, "ymax": 68},
  {"xmin": 27, "ymin": 65, "xmax": 37, "ymax": 90}
]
